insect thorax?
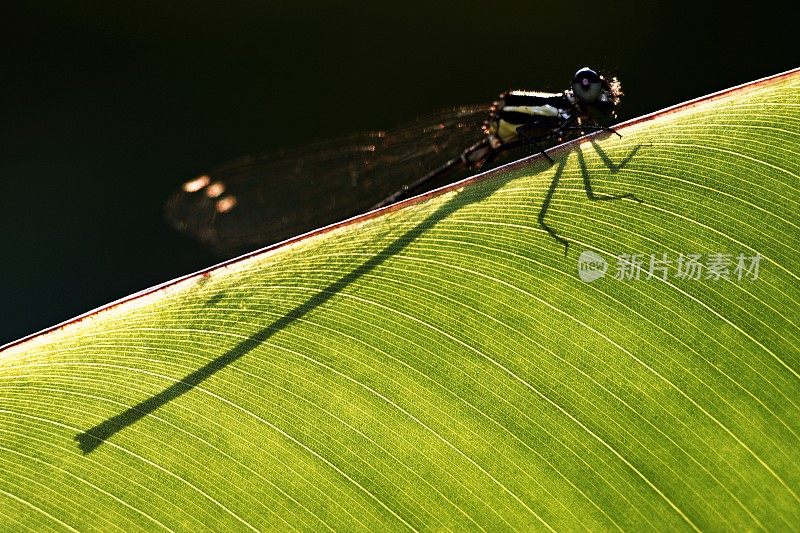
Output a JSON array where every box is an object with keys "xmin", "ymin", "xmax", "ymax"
[{"xmin": 484, "ymin": 90, "xmax": 575, "ymax": 147}]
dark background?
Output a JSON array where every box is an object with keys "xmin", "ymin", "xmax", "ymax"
[{"xmin": 1, "ymin": 1, "xmax": 795, "ymax": 345}]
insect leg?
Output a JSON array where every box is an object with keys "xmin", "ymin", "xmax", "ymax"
[
  {"xmin": 515, "ymin": 123, "xmax": 555, "ymax": 164},
  {"xmin": 561, "ymin": 125, "xmax": 622, "ymax": 138},
  {"xmin": 473, "ymin": 138, "xmax": 532, "ymax": 171}
]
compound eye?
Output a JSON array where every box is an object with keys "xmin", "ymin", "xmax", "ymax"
[
  {"xmin": 571, "ymin": 67, "xmax": 602, "ymax": 102},
  {"xmin": 573, "ymin": 67, "xmax": 599, "ymax": 84},
  {"xmin": 573, "ymin": 80, "xmax": 602, "ymax": 102}
]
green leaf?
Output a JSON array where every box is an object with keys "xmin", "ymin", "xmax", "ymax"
[{"xmin": 2, "ymin": 69, "xmax": 798, "ymax": 531}]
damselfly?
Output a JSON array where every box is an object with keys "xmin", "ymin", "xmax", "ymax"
[{"xmin": 166, "ymin": 67, "xmax": 624, "ymax": 255}]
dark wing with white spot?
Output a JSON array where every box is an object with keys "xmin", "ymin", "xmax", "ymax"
[{"xmin": 165, "ymin": 104, "xmax": 489, "ymax": 255}]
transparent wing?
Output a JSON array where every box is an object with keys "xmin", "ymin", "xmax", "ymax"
[{"xmin": 165, "ymin": 104, "xmax": 490, "ymax": 255}]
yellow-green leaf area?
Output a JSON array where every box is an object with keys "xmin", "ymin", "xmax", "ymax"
[{"xmin": 1, "ymin": 71, "xmax": 798, "ymax": 531}]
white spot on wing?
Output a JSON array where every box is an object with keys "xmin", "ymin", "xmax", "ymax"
[
  {"xmin": 205, "ymin": 182, "xmax": 226, "ymax": 198},
  {"xmin": 215, "ymin": 196, "xmax": 237, "ymax": 213},
  {"xmin": 182, "ymin": 174, "xmax": 210, "ymax": 193}
]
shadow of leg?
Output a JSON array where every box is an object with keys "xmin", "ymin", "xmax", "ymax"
[
  {"xmin": 536, "ymin": 158, "xmax": 570, "ymax": 257},
  {"xmin": 589, "ymin": 139, "xmax": 646, "ymax": 174},
  {"xmin": 535, "ymin": 140, "xmax": 648, "ymax": 256},
  {"xmin": 576, "ymin": 146, "xmax": 643, "ymax": 203}
]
